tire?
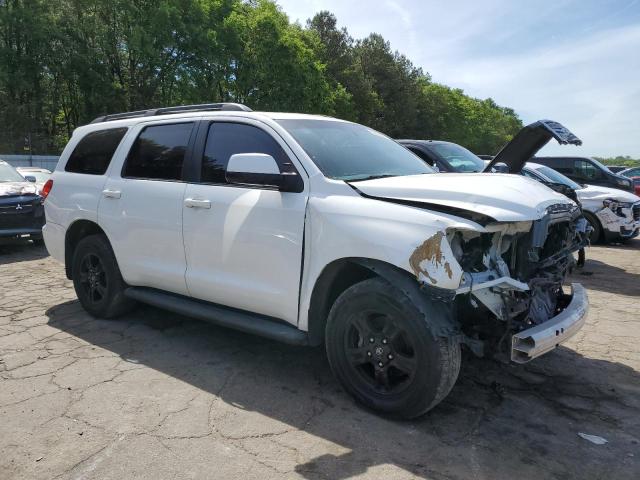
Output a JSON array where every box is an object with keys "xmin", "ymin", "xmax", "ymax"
[
  {"xmin": 584, "ymin": 212, "xmax": 602, "ymax": 244},
  {"xmin": 325, "ymin": 277, "xmax": 461, "ymax": 419},
  {"xmin": 71, "ymin": 234, "xmax": 134, "ymax": 319}
]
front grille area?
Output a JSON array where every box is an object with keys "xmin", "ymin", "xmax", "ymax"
[
  {"xmin": 0, "ymin": 195, "xmax": 43, "ymax": 233},
  {"xmin": 633, "ymin": 203, "xmax": 640, "ymax": 221}
]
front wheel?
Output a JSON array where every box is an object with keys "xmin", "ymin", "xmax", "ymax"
[
  {"xmin": 325, "ymin": 277, "xmax": 461, "ymax": 418},
  {"xmin": 71, "ymin": 234, "xmax": 134, "ymax": 318}
]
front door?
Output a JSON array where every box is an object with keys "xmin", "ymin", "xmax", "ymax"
[
  {"xmin": 98, "ymin": 121, "xmax": 196, "ymax": 295},
  {"xmin": 182, "ymin": 120, "xmax": 307, "ymax": 325}
]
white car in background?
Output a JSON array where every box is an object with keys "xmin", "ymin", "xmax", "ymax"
[
  {"xmin": 16, "ymin": 167, "xmax": 52, "ymax": 193},
  {"xmin": 523, "ymin": 163, "xmax": 640, "ymax": 243}
]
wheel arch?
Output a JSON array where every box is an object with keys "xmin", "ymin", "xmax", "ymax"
[
  {"xmin": 64, "ymin": 219, "xmax": 108, "ymax": 280},
  {"xmin": 307, "ymin": 257, "xmax": 459, "ymax": 347},
  {"xmin": 583, "ymin": 210, "xmax": 603, "ymax": 243}
]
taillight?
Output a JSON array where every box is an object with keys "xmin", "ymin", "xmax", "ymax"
[{"xmin": 40, "ymin": 179, "xmax": 53, "ymax": 201}]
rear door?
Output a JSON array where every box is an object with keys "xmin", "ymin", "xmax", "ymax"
[
  {"xmin": 182, "ymin": 119, "xmax": 308, "ymax": 325},
  {"xmin": 98, "ymin": 120, "xmax": 196, "ymax": 295}
]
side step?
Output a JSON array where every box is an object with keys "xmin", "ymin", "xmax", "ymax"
[{"xmin": 124, "ymin": 287, "xmax": 308, "ymax": 346}]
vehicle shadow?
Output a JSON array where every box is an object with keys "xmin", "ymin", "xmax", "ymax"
[
  {"xmin": 46, "ymin": 300, "xmax": 640, "ymax": 480},
  {"xmin": 0, "ymin": 240, "xmax": 49, "ymax": 265},
  {"xmin": 572, "ymin": 259, "xmax": 640, "ymax": 296}
]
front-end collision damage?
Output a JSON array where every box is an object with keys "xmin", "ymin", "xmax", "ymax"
[{"xmin": 409, "ymin": 202, "xmax": 590, "ymax": 362}]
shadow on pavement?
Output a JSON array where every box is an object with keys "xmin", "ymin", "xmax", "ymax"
[
  {"xmin": 573, "ymin": 258, "xmax": 640, "ymax": 297},
  {"xmin": 46, "ymin": 299, "xmax": 640, "ymax": 480},
  {"xmin": 0, "ymin": 239, "xmax": 49, "ymax": 265}
]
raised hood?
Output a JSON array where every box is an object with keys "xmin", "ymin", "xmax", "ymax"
[
  {"xmin": 483, "ymin": 120, "xmax": 582, "ymax": 174},
  {"xmin": 350, "ymin": 173, "xmax": 575, "ymax": 223}
]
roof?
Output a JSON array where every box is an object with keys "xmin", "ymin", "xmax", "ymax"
[
  {"xmin": 74, "ymin": 110, "xmax": 342, "ymax": 137},
  {"xmin": 396, "ymin": 139, "xmax": 452, "ymax": 146}
]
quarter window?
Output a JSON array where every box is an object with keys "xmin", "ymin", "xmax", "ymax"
[
  {"xmin": 123, "ymin": 123, "xmax": 194, "ymax": 181},
  {"xmin": 65, "ymin": 128, "xmax": 128, "ymax": 175},
  {"xmin": 201, "ymin": 123, "xmax": 289, "ymax": 184}
]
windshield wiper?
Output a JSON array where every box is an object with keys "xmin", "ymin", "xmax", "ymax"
[{"xmin": 346, "ymin": 174, "xmax": 399, "ymax": 182}]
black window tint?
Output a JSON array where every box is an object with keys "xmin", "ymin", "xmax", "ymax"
[
  {"xmin": 65, "ymin": 128, "xmax": 128, "ymax": 175},
  {"xmin": 574, "ymin": 159, "xmax": 601, "ymax": 180},
  {"xmin": 123, "ymin": 123, "xmax": 194, "ymax": 180},
  {"xmin": 408, "ymin": 147, "xmax": 434, "ymax": 166},
  {"xmin": 201, "ymin": 123, "xmax": 288, "ymax": 184}
]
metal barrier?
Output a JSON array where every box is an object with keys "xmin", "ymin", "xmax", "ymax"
[{"xmin": 0, "ymin": 155, "xmax": 59, "ymax": 171}]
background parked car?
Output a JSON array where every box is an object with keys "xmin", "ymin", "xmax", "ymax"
[
  {"xmin": 0, "ymin": 160, "xmax": 45, "ymax": 245},
  {"xmin": 631, "ymin": 177, "xmax": 640, "ymax": 196},
  {"xmin": 533, "ymin": 156, "xmax": 634, "ymax": 193},
  {"xmin": 16, "ymin": 167, "xmax": 52, "ymax": 193},
  {"xmin": 397, "ymin": 140, "xmax": 486, "ymax": 172},
  {"xmin": 523, "ymin": 163, "xmax": 640, "ymax": 243},
  {"xmin": 619, "ymin": 166, "xmax": 640, "ymax": 178}
]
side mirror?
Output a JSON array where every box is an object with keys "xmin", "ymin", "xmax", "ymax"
[
  {"xmin": 24, "ymin": 175, "xmax": 37, "ymax": 183},
  {"xmin": 226, "ymin": 153, "xmax": 302, "ymax": 192}
]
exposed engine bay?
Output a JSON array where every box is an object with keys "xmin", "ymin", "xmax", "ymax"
[{"xmin": 449, "ymin": 203, "xmax": 590, "ymax": 356}]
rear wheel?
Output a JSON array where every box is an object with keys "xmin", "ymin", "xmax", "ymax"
[
  {"xmin": 71, "ymin": 234, "xmax": 134, "ymax": 318},
  {"xmin": 325, "ymin": 277, "xmax": 460, "ymax": 418}
]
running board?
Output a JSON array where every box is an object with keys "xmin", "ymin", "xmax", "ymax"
[{"xmin": 124, "ymin": 287, "xmax": 308, "ymax": 346}]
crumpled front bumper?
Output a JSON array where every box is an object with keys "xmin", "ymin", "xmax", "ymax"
[{"xmin": 511, "ymin": 283, "xmax": 588, "ymax": 363}]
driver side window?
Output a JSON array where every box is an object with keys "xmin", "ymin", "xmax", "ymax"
[{"xmin": 574, "ymin": 160, "xmax": 600, "ymax": 180}]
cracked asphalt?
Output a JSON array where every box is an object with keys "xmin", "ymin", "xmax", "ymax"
[{"xmin": 1, "ymin": 240, "xmax": 639, "ymax": 480}]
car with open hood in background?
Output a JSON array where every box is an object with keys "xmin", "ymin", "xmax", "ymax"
[
  {"xmin": 401, "ymin": 120, "xmax": 638, "ymax": 244},
  {"xmin": 44, "ymin": 104, "xmax": 590, "ymax": 418},
  {"xmin": 0, "ymin": 160, "xmax": 46, "ymax": 245}
]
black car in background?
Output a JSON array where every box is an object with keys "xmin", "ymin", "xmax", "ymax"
[
  {"xmin": 534, "ymin": 156, "xmax": 634, "ymax": 193},
  {"xmin": 0, "ymin": 160, "xmax": 45, "ymax": 245},
  {"xmin": 397, "ymin": 140, "xmax": 486, "ymax": 172}
]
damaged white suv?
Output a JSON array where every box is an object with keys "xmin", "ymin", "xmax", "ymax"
[{"xmin": 43, "ymin": 103, "xmax": 589, "ymax": 418}]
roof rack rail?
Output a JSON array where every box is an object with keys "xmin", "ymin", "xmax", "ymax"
[{"xmin": 90, "ymin": 102, "xmax": 252, "ymax": 124}]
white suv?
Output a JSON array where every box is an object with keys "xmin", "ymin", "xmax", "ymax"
[{"xmin": 43, "ymin": 103, "xmax": 589, "ymax": 418}]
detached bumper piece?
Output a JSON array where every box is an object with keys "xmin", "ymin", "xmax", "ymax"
[{"xmin": 511, "ymin": 283, "xmax": 588, "ymax": 363}]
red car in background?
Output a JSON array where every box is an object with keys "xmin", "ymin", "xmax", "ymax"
[{"xmin": 631, "ymin": 177, "xmax": 640, "ymax": 196}]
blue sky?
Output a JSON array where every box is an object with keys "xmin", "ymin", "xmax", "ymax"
[{"xmin": 277, "ymin": 0, "xmax": 640, "ymax": 157}]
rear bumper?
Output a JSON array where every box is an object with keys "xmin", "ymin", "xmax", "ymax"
[
  {"xmin": 42, "ymin": 221, "xmax": 65, "ymax": 262},
  {"xmin": 0, "ymin": 228, "xmax": 42, "ymax": 238},
  {"xmin": 511, "ymin": 283, "xmax": 588, "ymax": 363}
]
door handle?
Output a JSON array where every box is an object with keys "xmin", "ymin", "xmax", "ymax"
[
  {"xmin": 184, "ymin": 198, "xmax": 211, "ymax": 209},
  {"xmin": 102, "ymin": 189, "xmax": 121, "ymax": 199}
]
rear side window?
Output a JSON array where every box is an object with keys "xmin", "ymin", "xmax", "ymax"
[
  {"xmin": 65, "ymin": 128, "xmax": 128, "ymax": 175},
  {"xmin": 123, "ymin": 123, "xmax": 194, "ymax": 181},
  {"xmin": 201, "ymin": 122, "xmax": 289, "ymax": 184}
]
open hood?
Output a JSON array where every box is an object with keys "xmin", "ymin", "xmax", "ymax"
[
  {"xmin": 349, "ymin": 173, "xmax": 575, "ymax": 224},
  {"xmin": 483, "ymin": 120, "xmax": 582, "ymax": 174}
]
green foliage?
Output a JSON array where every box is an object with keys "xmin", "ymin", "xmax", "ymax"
[
  {"xmin": 593, "ymin": 156, "xmax": 640, "ymax": 167},
  {"xmin": 0, "ymin": 1, "xmax": 523, "ymax": 154}
]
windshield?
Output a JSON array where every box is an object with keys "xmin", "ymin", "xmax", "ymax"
[
  {"xmin": 427, "ymin": 143, "xmax": 485, "ymax": 172},
  {"xmin": 533, "ymin": 165, "xmax": 583, "ymax": 190},
  {"xmin": 0, "ymin": 163, "xmax": 27, "ymax": 183},
  {"xmin": 276, "ymin": 120, "xmax": 434, "ymax": 181},
  {"xmin": 19, "ymin": 170, "xmax": 50, "ymax": 183}
]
